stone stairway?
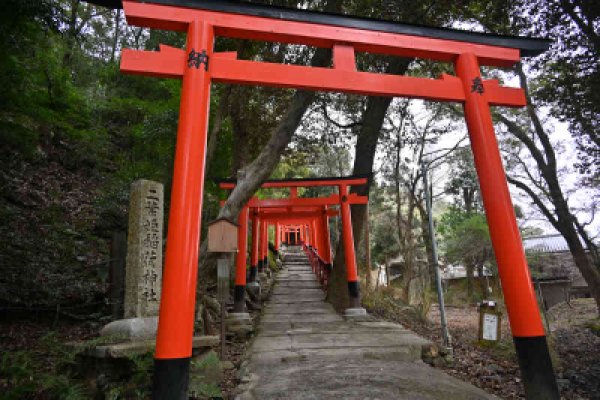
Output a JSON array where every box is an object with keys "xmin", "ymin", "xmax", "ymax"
[{"xmin": 236, "ymin": 247, "xmax": 496, "ymax": 399}]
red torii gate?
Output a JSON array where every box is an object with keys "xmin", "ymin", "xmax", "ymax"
[
  {"xmin": 118, "ymin": 1, "xmax": 557, "ymax": 398},
  {"xmin": 220, "ymin": 177, "xmax": 368, "ymax": 312}
]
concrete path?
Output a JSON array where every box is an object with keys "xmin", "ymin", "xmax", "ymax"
[{"xmin": 236, "ymin": 248, "xmax": 496, "ymax": 399}]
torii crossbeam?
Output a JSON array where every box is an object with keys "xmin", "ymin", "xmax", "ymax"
[{"xmin": 117, "ymin": 1, "xmax": 557, "ymax": 398}]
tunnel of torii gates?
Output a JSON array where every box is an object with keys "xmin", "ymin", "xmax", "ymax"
[
  {"xmin": 218, "ymin": 177, "xmax": 369, "ymax": 313},
  {"xmin": 117, "ymin": 0, "xmax": 557, "ymax": 398}
]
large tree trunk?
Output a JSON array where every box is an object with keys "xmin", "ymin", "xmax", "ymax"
[
  {"xmin": 417, "ymin": 202, "xmax": 436, "ymax": 290},
  {"xmin": 500, "ymin": 63, "xmax": 600, "ymax": 314},
  {"xmin": 326, "ymin": 58, "xmax": 411, "ymax": 311}
]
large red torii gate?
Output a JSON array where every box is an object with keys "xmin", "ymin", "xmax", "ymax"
[{"xmin": 117, "ymin": 1, "xmax": 557, "ymax": 398}]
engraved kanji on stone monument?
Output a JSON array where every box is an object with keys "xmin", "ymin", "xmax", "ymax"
[{"xmin": 124, "ymin": 179, "xmax": 164, "ymax": 318}]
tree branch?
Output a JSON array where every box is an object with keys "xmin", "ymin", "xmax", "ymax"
[{"xmin": 507, "ymin": 175, "xmax": 559, "ymax": 229}]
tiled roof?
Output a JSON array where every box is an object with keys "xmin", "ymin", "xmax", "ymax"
[{"xmin": 523, "ymin": 234, "xmax": 588, "ymax": 254}]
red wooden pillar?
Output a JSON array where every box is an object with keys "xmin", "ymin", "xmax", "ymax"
[
  {"xmin": 275, "ymin": 222, "xmax": 281, "ymax": 251},
  {"xmin": 456, "ymin": 52, "xmax": 558, "ymax": 399},
  {"xmin": 250, "ymin": 209, "xmax": 259, "ymax": 282},
  {"xmin": 320, "ymin": 207, "xmax": 332, "ymax": 266},
  {"xmin": 339, "ymin": 184, "xmax": 360, "ymax": 308},
  {"xmin": 234, "ymin": 205, "xmax": 249, "ymax": 312},
  {"xmin": 311, "ymin": 219, "xmax": 319, "ymax": 253},
  {"xmin": 300, "ymin": 224, "xmax": 305, "ymax": 243},
  {"xmin": 260, "ymin": 221, "xmax": 268, "ymax": 272},
  {"xmin": 304, "ymin": 224, "xmax": 309, "ymax": 247},
  {"xmin": 153, "ymin": 20, "xmax": 213, "ymax": 399},
  {"xmin": 257, "ymin": 219, "xmax": 264, "ymax": 272}
]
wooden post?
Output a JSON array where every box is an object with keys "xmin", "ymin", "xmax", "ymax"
[{"xmin": 217, "ymin": 257, "xmax": 230, "ymax": 359}]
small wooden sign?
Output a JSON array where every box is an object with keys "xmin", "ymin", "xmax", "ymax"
[
  {"xmin": 478, "ymin": 300, "xmax": 502, "ymax": 343},
  {"xmin": 207, "ymin": 218, "xmax": 239, "ymax": 253}
]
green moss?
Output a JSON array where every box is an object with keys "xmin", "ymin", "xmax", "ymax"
[{"xmin": 585, "ymin": 319, "xmax": 600, "ymax": 337}]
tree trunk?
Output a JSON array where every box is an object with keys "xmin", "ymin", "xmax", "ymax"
[
  {"xmin": 417, "ymin": 202, "xmax": 436, "ymax": 290},
  {"xmin": 559, "ymin": 218, "xmax": 600, "ymax": 312},
  {"xmin": 229, "ymin": 85, "xmax": 253, "ymax": 175},
  {"xmin": 204, "ymin": 86, "xmax": 231, "ymax": 181},
  {"xmin": 110, "ymin": 9, "xmax": 121, "ymax": 63},
  {"xmin": 218, "ymin": 80, "xmax": 325, "ymax": 219},
  {"xmin": 466, "ymin": 263, "xmax": 474, "ymax": 301},
  {"xmin": 326, "ymin": 58, "xmax": 412, "ymax": 311},
  {"xmin": 364, "ymin": 204, "xmax": 372, "ymax": 289}
]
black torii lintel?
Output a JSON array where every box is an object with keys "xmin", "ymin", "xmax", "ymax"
[{"xmin": 135, "ymin": 0, "xmax": 550, "ymax": 57}]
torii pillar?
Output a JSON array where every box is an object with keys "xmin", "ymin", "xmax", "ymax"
[
  {"xmin": 233, "ymin": 205, "xmax": 249, "ymax": 312},
  {"xmin": 320, "ymin": 207, "xmax": 333, "ymax": 268},
  {"xmin": 275, "ymin": 223, "xmax": 281, "ymax": 251},
  {"xmin": 339, "ymin": 183, "xmax": 363, "ymax": 312},
  {"xmin": 249, "ymin": 209, "xmax": 260, "ymax": 283}
]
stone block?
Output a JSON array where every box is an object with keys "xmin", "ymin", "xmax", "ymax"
[
  {"xmin": 86, "ymin": 335, "xmax": 219, "ymax": 359},
  {"xmin": 343, "ymin": 307, "xmax": 371, "ymax": 321},
  {"xmin": 99, "ymin": 317, "xmax": 158, "ymax": 340}
]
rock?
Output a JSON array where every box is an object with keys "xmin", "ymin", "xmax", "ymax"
[
  {"xmin": 247, "ymin": 281, "xmax": 261, "ymax": 298},
  {"xmin": 86, "ymin": 335, "xmax": 219, "ymax": 359},
  {"xmin": 556, "ymin": 378, "xmax": 570, "ymax": 389},
  {"xmin": 221, "ymin": 360, "xmax": 235, "ymax": 370},
  {"xmin": 485, "ymin": 363, "xmax": 504, "ymax": 374},
  {"xmin": 99, "ymin": 317, "xmax": 158, "ymax": 340},
  {"xmin": 227, "ymin": 325, "xmax": 253, "ymax": 339},
  {"xmin": 203, "ymin": 295, "xmax": 222, "ymax": 315},
  {"xmin": 237, "ymin": 364, "xmax": 249, "ymax": 380},
  {"xmin": 443, "ymin": 354, "xmax": 454, "ymax": 364},
  {"xmin": 422, "ymin": 343, "xmax": 440, "ymax": 358}
]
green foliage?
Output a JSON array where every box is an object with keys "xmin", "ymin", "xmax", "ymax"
[
  {"xmin": 366, "ymin": 185, "xmax": 400, "ymax": 264},
  {"xmin": 438, "ymin": 207, "xmax": 493, "ymax": 268},
  {"xmin": 189, "ymin": 382, "xmax": 223, "ymax": 399},
  {"xmin": 189, "ymin": 352, "xmax": 223, "ymax": 399},
  {"xmin": 0, "ymin": 333, "xmax": 87, "ymax": 400},
  {"xmin": 515, "ymin": 0, "xmax": 599, "ymax": 180}
]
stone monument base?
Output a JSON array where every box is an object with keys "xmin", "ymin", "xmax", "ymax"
[
  {"xmin": 343, "ymin": 307, "xmax": 371, "ymax": 321},
  {"xmin": 226, "ymin": 312, "xmax": 253, "ymax": 337},
  {"xmin": 247, "ymin": 281, "xmax": 261, "ymax": 296},
  {"xmin": 100, "ymin": 317, "xmax": 158, "ymax": 340},
  {"xmin": 84, "ymin": 335, "xmax": 219, "ymax": 359}
]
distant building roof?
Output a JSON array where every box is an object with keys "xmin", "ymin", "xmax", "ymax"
[{"xmin": 523, "ymin": 234, "xmax": 588, "ymax": 254}]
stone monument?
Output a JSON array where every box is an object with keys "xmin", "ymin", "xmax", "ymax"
[
  {"xmin": 101, "ymin": 179, "xmax": 164, "ymax": 340},
  {"xmin": 124, "ymin": 179, "xmax": 163, "ymax": 318}
]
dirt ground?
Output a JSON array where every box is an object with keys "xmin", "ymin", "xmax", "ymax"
[{"xmin": 426, "ymin": 298, "xmax": 600, "ymax": 400}]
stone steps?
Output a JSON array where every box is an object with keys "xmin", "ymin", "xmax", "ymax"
[{"xmin": 234, "ymin": 249, "xmax": 497, "ymax": 400}]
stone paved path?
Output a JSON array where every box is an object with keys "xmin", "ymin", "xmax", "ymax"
[{"xmin": 236, "ymin": 247, "xmax": 496, "ymax": 399}]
